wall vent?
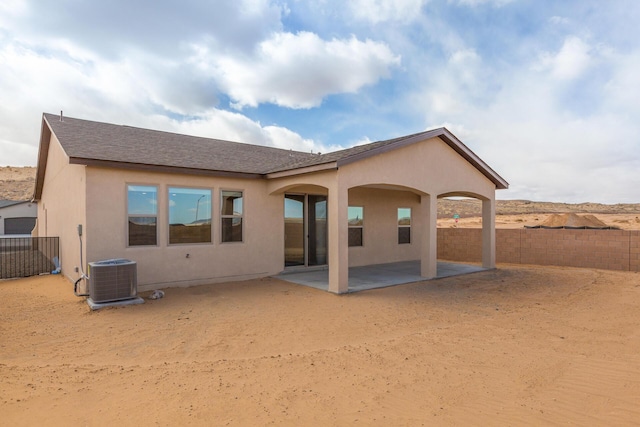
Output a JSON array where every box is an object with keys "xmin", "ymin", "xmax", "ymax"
[{"xmin": 88, "ymin": 259, "xmax": 137, "ymax": 303}]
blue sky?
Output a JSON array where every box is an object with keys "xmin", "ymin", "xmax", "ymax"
[{"xmin": 1, "ymin": 0, "xmax": 638, "ymax": 203}]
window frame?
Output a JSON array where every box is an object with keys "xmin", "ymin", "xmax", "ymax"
[
  {"xmin": 398, "ymin": 207, "xmax": 411, "ymax": 245},
  {"xmin": 167, "ymin": 186, "xmax": 213, "ymax": 245},
  {"xmin": 220, "ymin": 189, "xmax": 244, "ymax": 243},
  {"xmin": 126, "ymin": 184, "xmax": 159, "ymax": 247},
  {"xmin": 348, "ymin": 206, "xmax": 364, "ymax": 247}
]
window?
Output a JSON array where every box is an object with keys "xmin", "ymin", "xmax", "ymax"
[
  {"xmin": 169, "ymin": 187, "xmax": 211, "ymax": 244},
  {"xmin": 398, "ymin": 207, "xmax": 411, "ymax": 244},
  {"xmin": 127, "ymin": 185, "xmax": 157, "ymax": 246},
  {"xmin": 221, "ymin": 190, "xmax": 243, "ymax": 242},
  {"xmin": 348, "ymin": 206, "xmax": 364, "ymax": 247}
]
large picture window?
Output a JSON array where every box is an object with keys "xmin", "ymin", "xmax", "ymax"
[
  {"xmin": 127, "ymin": 185, "xmax": 158, "ymax": 246},
  {"xmin": 398, "ymin": 207, "xmax": 411, "ymax": 244},
  {"xmin": 221, "ymin": 190, "xmax": 243, "ymax": 243},
  {"xmin": 169, "ymin": 187, "xmax": 212, "ymax": 244},
  {"xmin": 348, "ymin": 206, "xmax": 364, "ymax": 247}
]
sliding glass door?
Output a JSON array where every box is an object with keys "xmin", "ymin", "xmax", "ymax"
[
  {"xmin": 284, "ymin": 194, "xmax": 327, "ymax": 267},
  {"xmin": 284, "ymin": 194, "xmax": 305, "ymax": 267}
]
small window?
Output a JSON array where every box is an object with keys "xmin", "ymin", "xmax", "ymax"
[
  {"xmin": 221, "ymin": 190, "xmax": 243, "ymax": 243},
  {"xmin": 348, "ymin": 206, "xmax": 364, "ymax": 247},
  {"xmin": 398, "ymin": 207, "xmax": 411, "ymax": 244},
  {"xmin": 169, "ymin": 187, "xmax": 212, "ymax": 244},
  {"xmin": 127, "ymin": 185, "xmax": 157, "ymax": 246}
]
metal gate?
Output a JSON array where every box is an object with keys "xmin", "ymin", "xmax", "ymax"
[{"xmin": 0, "ymin": 237, "xmax": 60, "ymax": 279}]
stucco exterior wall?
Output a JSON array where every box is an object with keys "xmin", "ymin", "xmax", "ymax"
[
  {"xmin": 36, "ymin": 135, "xmax": 87, "ymax": 283},
  {"xmin": 347, "ymin": 187, "xmax": 421, "ymax": 267},
  {"xmin": 0, "ymin": 202, "xmax": 37, "ymax": 235},
  {"xmin": 339, "ymin": 137, "xmax": 496, "ymax": 200},
  {"xmin": 85, "ymin": 167, "xmax": 284, "ymax": 290}
]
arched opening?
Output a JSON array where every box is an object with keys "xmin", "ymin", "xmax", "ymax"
[
  {"xmin": 347, "ymin": 183, "xmax": 425, "ymax": 268},
  {"xmin": 437, "ymin": 191, "xmax": 495, "ymax": 270}
]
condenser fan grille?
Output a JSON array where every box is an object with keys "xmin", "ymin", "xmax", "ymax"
[{"xmin": 88, "ymin": 259, "xmax": 137, "ymax": 303}]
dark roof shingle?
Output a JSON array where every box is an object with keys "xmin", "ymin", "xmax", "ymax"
[{"xmin": 43, "ymin": 113, "xmax": 316, "ymax": 175}]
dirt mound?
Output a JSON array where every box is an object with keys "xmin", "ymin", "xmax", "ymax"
[{"xmin": 539, "ymin": 213, "xmax": 610, "ymax": 228}]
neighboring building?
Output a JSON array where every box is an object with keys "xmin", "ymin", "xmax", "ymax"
[
  {"xmin": 33, "ymin": 112, "xmax": 508, "ymax": 293},
  {"xmin": 0, "ymin": 200, "xmax": 37, "ymax": 235}
]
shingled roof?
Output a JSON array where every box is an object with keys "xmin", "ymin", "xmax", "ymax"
[
  {"xmin": 41, "ymin": 113, "xmax": 315, "ymax": 176},
  {"xmin": 34, "ymin": 112, "xmax": 508, "ymax": 199}
]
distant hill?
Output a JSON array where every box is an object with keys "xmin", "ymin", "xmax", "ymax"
[
  {"xmin": 0, "ymin": 166, "xmax": 35, "ymax": 201},
  {"xmin": 438, "ymin": 198, "xmax": 640, "ymax": 219}
]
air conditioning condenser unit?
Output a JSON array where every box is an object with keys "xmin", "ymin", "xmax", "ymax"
[{"xmin": 88, "ymin": 258, "xmax": 137, "ymax": 303}]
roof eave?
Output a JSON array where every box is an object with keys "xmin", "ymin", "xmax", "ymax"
[
  {"xmin": 69, "ymin": 157, "xmax": 265, "ymax": 180},
  {"xmin": 32, "ymin": 114, "xmax": 54, "ymax": 201},
  {"xmin": 265, "ymin": 162, "xmax": 338, "ymax": 179}
]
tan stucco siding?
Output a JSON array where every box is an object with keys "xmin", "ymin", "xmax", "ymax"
[
  {"xmin": 266, "ymin": 170, "xmax": 335, "ymax": 195},
  {"xmin": 347, "ymin": 187, "xmax": 421, "ymax": 267},
  {"xmin": 37, "ymin": 134, "xmax": 87, "ymax": 283},
  {"xmin": 338, "ymin": 137, "xmax": 497, "ymax": 270},
  {"xmin": 85, "ymin": 167, "xmax": 284, "ymax": 290},
  {"xmin": 340, "ymin": 137, "xmax": 496, "ymax": 200}
]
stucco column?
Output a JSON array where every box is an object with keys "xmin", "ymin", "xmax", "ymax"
[
  {"xmin": 420, "ymin": 194, "xmax": 438, "ymax": 279},
  {"xmin": 482, "ymin": 198, "xmax": 496, "ymax": 268},
  {"xmin": 328, "ymin": 180, "xmax": 349, "ymax": 293}
]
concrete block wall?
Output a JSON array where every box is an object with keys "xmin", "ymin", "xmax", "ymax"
[
  {"xmin": 631, "ymin": 231, "xmax": 640, "ymax": 272},
  {"xmin": 437, "ymin": 228, "xmax": 482, "ymax": 262},
  {"xmin": 496, "ymin": 229, "xmax": 521, "ymax": 264},
  {"xmin": 438, "ymin": 228, "xmax": 640, "ymax": 272}
]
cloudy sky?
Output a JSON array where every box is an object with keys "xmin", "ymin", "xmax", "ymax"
[{"xmin": 1, "ymin": 0, "xmax": 638, "ymax": 203}]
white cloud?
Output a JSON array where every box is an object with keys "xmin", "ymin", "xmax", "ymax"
[
  {"xmin": 0, "ymin": 0, "xmax": 27, "ymax": 26},
  {"xmin": 0, "ymin": 138, "xmax": 37, "ymax": 167},
  {"xmin": 455, "ymin": 0, "xmax": 515, "ymax": 6},
  {"xmin": 349, "ymin": 0, "xmax": 428, "ymax": 23},
  {"xmin": 200, "ymin": 31, "xmax": 400, "ymax": 109},
  {"xmin": 414, "ymin": 30, "xmax": 640, "ymax": 204},
  {"xmin": 443, "ymin": 72, "xmax": 640, "ymax": 204},
  {"xmin": 164, "ymin": 109, "xmax": 312, "ymax": 150},
  {"xmin": 0, "ymin": 35, "xmax": 340, "ymax": 163},
  {"xmin": 0, "ymin": 0, "xmax": 285, "ymax": 59},
  {"xmin": 548, "ymin": 15, "xmax": 570, "ymax": 26},
  {"xmin": 602, "ymin": 51, "xmax": 640, "ymax": 114},
  {"xmin": 537, "ymin": 36, "xmax": 592, "ymax": 80},
  {"xmin": 423, "ymin": 47, "xmax": 487, "ymax": 116}
]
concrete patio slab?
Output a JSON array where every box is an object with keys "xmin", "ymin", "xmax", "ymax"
[{"xmin": 275, "ymin": 260, "xmax": 489, "ymax": 293}]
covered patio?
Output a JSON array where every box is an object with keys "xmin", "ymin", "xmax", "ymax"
[
  {"xmin": 267, "ymin": 129, "xmax": 508, "ymax": 294},
  {"xmin": 275, "ymin": 260, "xmax": 489, "ymax": 293}
]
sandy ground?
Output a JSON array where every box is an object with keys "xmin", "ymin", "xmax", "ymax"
[{"xmin": 1, "ymin": 266, "xmax": 640, "ymax": 426}]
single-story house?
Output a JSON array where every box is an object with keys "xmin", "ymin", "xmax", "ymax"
[
  {"xmin": 0, "ymin": 200, "xmax": 37, "ymax": 235},
  {"xmin": 33, "ymin": 112, "xmax": 508, "ymax": 293}
]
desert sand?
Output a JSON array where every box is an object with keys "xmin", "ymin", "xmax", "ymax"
[{"xmin": 2, "ymin": 265, "xmax": 640, "ymax": 426}]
